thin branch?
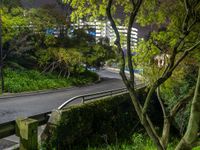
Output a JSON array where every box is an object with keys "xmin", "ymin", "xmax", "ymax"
[
  {"xmin": 182, "ymin": 0, "xmax": 190, "ymax": 33},
  {"xmin": 156, "ymin": 86, "xmax": 167, "ymax": 118},
  {"xmin": 126, "ymin": 0, "xmax": 143, "ymax": 88},
  {"xmin": 152, "ymin": 41, "xmax": 163, "ymax": 52},
  {"xmin": 106, "ymin": 0, "xmax": 129, "ymax": 87},
  {"xmin": 170, "ymin": 40, "xmax": 200, "ymax": 72},
  {"xmin": 166, "ymin": 0, "xmax": 191, "ymax": 72}
]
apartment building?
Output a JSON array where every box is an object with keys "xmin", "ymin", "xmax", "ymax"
[{"xmin": 72, "ymin": 20, "xmax": 138, "ymax": 49}]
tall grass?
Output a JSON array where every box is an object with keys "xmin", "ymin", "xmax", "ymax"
[
  {"xmin": 86, "ymin": 133, "xmax": 177, "ymax": 150},
  {"xmin": 86, "ymin": 133, "xmax": 200, "ymax": 150}
]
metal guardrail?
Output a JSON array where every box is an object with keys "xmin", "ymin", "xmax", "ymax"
[
  {"xmin": 0, "ymin": 112, "xmax": 50, "ymax": 139},
  {"xmin": 57, "ymin": 88, "xmax": 127, "ymax": 110},
  {"xmin": 58, "ymin": 83, "xmax": 145, "ymax": 110}
]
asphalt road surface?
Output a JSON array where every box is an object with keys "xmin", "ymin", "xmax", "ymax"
[{"xmin": 0, "ymin": 69, "xmax": 126, "ymax": 124}]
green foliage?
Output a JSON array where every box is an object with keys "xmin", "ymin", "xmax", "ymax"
[
  {"xmin": 1, "ymin": 7, "xmax": 29, "ymax": 43},
  {"xmin": 86, "ymin": 133, "xmax": 177, "ymax": 150},
  {"xmin": 26, "ymin": 7, "xmax": 66, "ymax": 30},
  {"xmin": 2, "ymin": 5, "xmax": 114, "ymax": 73},
  {"xmin": 71, "ymin": 70, "xmax": 99, "ymax": 86},
  {"xmin": 61, "ymin": 0, "xmax": 200, "ymax": 149},
  {"xmin": 4, "ymin": 68, "xmax": 98, "ymax": 93},
  {"xmin": 83, "ymin": 44, "xmax": 109, "ymax": 68},
  {"xmin": 2, "ymin": 2, "xmax": 116, "ymax": 76},
  {"xmin": 37, "ymin": 47, "xmax": 83, "ymax": 76},
  {"xmin": 136, "ymin": 0, "xmax": 170, "ymax": 26},
  {"xmin": 160, "ymin": 64, "xmax": 198, "ymax": 134},
  {"xmin": 62, "ymin": 0, "xmax": 108, "ymax": 22},
  {"xmin": 2, "ymin": 0, "xmax": 22, "ymax": 10},
  {"xmin": 43, "ymin": 93, "xmax": 141, "ymax": 149},
  {"xmin": 193, "ymin": 146, "xmax": 200, "ymax": 150},
  {"xmin": 44, "ymin": 35, "xmax": 57, "ymax": 47},
  {"xmin": 62, "ymin": 0, "xmax": 134, "ymax": 24},
  {"xmin": 42, "ymin": 88, "xmax": 163, "ymax": 150}
]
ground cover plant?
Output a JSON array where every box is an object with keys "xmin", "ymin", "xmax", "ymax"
[{"xmin": 4, "ymin": 68, "xmax": 98, "ymax": 93}]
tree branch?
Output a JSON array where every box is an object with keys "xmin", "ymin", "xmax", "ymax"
[
  {"xmin": 182, "ymin": 0, "xmax": 190, "ymax": 33},
  {"xmin": 156, "ymin": 86, "xmax": 167, "ymax": 118},
  {"xmin": 152, "ymin": 41, "xmax": 163, "ymax": 52},
  {"xmin": 106, "ymin": 0, "xmax": 129, "ymax": 87},
  {"xmin": 126, "ymin": 0, "xmax": 143, "ymax": 88},
  {"xmin": 170, "ymin": 40, "xmax": 200, "ymax": 72},
  {"xmin": 106, "ymin": 1, "xmax": 164, "ymax": 148}
]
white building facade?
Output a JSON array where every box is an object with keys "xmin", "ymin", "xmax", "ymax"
[{"xmin": 72, "ymin": 20, "xmax": 138, "ymax": 49}]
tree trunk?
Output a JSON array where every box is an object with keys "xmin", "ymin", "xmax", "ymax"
[
  {"xmin": 175, "ymin": 67, "xmax": 200, "ymax": 150},
  {"xmin": 129, "ymin": 92, "xmax": 165, "ymax": 150},
  {"xmin": 161, "ymin": 117, "xmax": 171, "ymax": 149},
  {"xmin": 58, "ymin": 70, "xmax": 63, "ymax": 78},
  {"xmin": 42, "ymin": 63, "xmax": 53, "ymax": 73}
]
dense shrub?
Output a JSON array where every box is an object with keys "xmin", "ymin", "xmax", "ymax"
[
  {"xmin": 71, "ymin": 70, "xmax": 99, "ymax": 86},
  {"xmin": 42, "ymin": 88, "xmax": 162, "ymax": 150},
  {"xmin": 42, "ymin": 93, "xmax": 138, "ymax": 150}
]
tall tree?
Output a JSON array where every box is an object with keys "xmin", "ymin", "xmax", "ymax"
[
  {"xmin": 2, "ymin": 0, "xmax": 22, "ymax": 13},
  {"xmin": 63, "ymin": 0, "xmax": 200, "ymax": 149}
]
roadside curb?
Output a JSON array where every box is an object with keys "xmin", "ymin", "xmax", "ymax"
[
  {"xmin": 0, "ymin": 86, "xmax": 78, "ymax": 100},
  {"xmin": 0, "ymin": 75, "xmax": 102, "ymax": 100}
]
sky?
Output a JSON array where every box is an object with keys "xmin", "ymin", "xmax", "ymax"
[{"xmin": 21, "ymin": 0, "xmax": 151, "ymax": 39}]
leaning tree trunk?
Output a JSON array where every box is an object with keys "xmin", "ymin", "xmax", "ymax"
[{"xmin": 175, "ymin": 66, "xmax": 200, "ymax": 150}]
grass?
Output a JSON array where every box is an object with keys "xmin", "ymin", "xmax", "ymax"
[
  {"xmin": 3, "ymin": 68, "xmax": 98, "ymax": 93},
  {"xmin": 193, "ymin": 147, "xmax": 200, "ymax": 150},
  {"xmin": 85, "ymin": 133, "xmax": 177, "ymax": 150},
  {"xmin": 86, "ymin": 133, "xmax": 200, "ymax": 150}
]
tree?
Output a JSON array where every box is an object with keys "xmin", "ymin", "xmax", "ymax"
[
  {"xmin": 2, "ymin": 0, "xmax": 22, "ymax": 13},
  {"xmin": 1, "ymin": 4, "xmax": 69, "ymax": 68},
  {"xmin": 66, "ymin": 29, "xmax": 114, "ymax": 69},
  {"xmin": 63, "ymin": 0, "xmax": 200, "ymax": 149},
  {"xmin": 37, "ymin": 47, "xmax": 82, "ymax": 78}
]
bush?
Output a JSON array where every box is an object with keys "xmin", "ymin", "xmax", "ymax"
[
  {"xmin": 42, "ymin": 93, "xmax": 140, "ymax": 150},
  {"xmin": 41, "ymin": 88, "xmax": 162, "ymax": 150},
  {"xmin": 71, "ymin": 70, "xmax": 99, "ymax": 86}
]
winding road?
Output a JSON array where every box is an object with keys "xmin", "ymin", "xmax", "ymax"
[
  {"xmin": 0, "ymin": 69, "xmax": 143, "ymax": 149},
  {"xmin": 0, "ymin": 69, "xmax": 126, "ymax": 124}
]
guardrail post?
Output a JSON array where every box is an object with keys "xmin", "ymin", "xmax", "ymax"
[{"xmin": 16, "ymin": 118, "xmax": 38, "ymax": 150}]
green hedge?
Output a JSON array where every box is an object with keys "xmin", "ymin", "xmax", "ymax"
[
  {"xmin": 42, "ymin": 93, "xmax": 140, "ymax": 150},
  {"xmin": 41, "ymin": 87, "xmax": 162, "ymax": 150}
]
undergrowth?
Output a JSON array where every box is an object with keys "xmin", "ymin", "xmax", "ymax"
[{"xmin": 3, "ymin": 68, "xmax": 98, "ymax": 93}]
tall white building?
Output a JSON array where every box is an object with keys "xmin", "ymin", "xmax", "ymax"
[
  {"xmin": 106, "ymin": 22, "xmax": 138, "ymax": 49},
  {"xmin": 72, "ymin": 20, "xmax": 138, "ymax": 49}
]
